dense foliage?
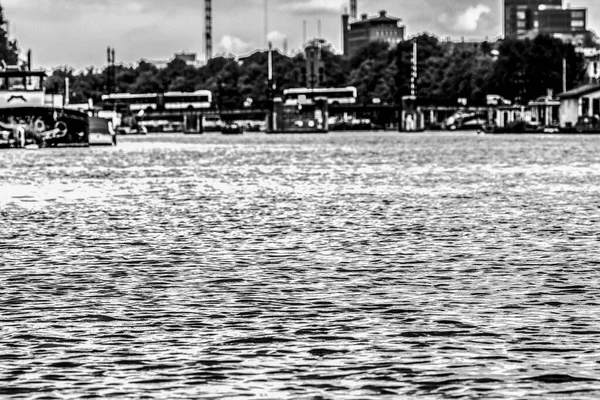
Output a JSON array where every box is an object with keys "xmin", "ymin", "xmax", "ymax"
[
  {"xmin": 0, "ymin": 4, "xmax": 19, "ymax": 65},
  {"xmin": 48, "ymin": 34, "xmax": 583, "ymax": 108}
]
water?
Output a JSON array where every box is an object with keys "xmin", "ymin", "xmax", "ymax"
[{"xmin": 1, "ymin": 132, "xmax": 600, "ymax": 399}]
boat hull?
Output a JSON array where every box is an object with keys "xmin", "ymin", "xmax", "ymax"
[{"xmin": 0, "ymin": 106, "xmax": 89, "ymax": 148}]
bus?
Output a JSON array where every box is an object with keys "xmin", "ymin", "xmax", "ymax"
[
  {"xmin": 101, "ymin": 90, "xmax": 213, "ymax": 113},
  {"xmin": 164, "ymin": 90, "xmax": 212, "ymax": 110},
  {"xmin": 283, "ymin": 87, "xmax": 357, "ymax": 106},
  {"xmin": 101, "ymin": 93, "xmax": 159, "ymax": 112}
]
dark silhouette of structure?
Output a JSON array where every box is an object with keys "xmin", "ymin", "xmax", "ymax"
[{"xmin": 342, "ymin": 10, "xmax": 405, "ymax": 58}]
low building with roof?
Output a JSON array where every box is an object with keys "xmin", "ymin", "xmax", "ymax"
[
  {"xmin": 530, "ymin": 89, "xmax": 560, "ymax": 126},
  {"xmin": 557, "ymin": 84, "xmax": 600, "ymax": 127},
  {"xmin": 342, "ymin": 10, "xmax": 405, "ymax": 58}
]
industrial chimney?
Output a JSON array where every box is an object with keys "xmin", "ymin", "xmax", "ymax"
[{"xmin": 205, "ymin": 0, "xmax": 212, "ymax": 61}]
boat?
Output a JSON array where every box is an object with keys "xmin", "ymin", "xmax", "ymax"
[
  {"xmin": 564, "ymin": 116, "xmax": 600, "ymax": 133},
  {"xmin": 221, "ymin": 122, "xmax": 244, "ymax": 135},
  {"xmin": 480, "ymin": 120, "xmax": 543, "ymax": 134},
  {"xmin": 0, "ymin": 65, "xmax": 89, "ymax": 148},
  {"xmin": 443, "ymin": 112, "xmax": 487, "ymax": 131}
]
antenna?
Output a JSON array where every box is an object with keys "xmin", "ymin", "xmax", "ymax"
[{"xmin": 205, "ymin": 0, "xmax": 212, "ymax": 61}]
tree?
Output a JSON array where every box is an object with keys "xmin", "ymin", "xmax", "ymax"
[
  {"xmin": 0, "ymin": 4, "xmax": 19, "ymax": 65},
  {"xmin": 489, "ymin": 35, "xmax": 584, "ymax": 103}
]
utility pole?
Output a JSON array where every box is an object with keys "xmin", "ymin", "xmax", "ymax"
[
  {"xmin": 106, "ymin": 46, "xmax": 115, "ymax": 94},
  {"xmin": 267, "ymin": 41, "xmax": 274, "ymax": 132},
  {"xmin": 562, "ymin": 58, "xmax": 567, "ymax": 93}
]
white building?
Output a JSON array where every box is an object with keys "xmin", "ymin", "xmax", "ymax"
[{"xmin": 557, "ymin": 84, "xmax": 600, "ymax": 127}]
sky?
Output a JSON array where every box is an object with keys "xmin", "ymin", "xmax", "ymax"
[{"xmin": 3, "ymin": 0, "xmax": 600, "ymax": 69}]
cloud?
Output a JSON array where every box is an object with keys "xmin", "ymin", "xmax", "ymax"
[
  {"xmin": 217, "ymin": 35, "xmax": 253, "ymax": 55},
  {"xmin": 279, "ymin": 0, "xmax": 345, "ymax": 14},
  {"xmin": 453, "ymin": 5, "xmax": 491, "ymax": 32},
  {"xmin": 267, "ymin": 31, "xmax": 287, "ymax": 43}
]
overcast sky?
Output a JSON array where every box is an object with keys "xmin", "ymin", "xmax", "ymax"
[{"xmin": 3, "ymin": 0, "xmax": 599, "ymax": 69}]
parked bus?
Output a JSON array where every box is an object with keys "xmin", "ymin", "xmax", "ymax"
[
  {"xmin": 101, "ymin": 93, "xmax": 159, "ymax": 112},
  {"xmin": 102, "ymin": 90, "xmax": 212, "ymax": 113},
  {"xmin": 164, "ymin": 90, "xmax": 212, "ymax": 110},
  {"xmin": 283, "ymin": 87, "xmax": 357, "ymax": 106}
]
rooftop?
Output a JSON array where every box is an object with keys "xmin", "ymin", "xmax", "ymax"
[
  {"xmin": 351, "ymin": 10, "xmax": 402, "ymax": 26},
  {"xmin": 557, "ymin": 84, "xmax": 600, "ymax": 99}
]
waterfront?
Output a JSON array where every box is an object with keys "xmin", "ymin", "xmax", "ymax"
[{"xmin": 1, "ymin": 131, "xmax": 600, "ymax": 399}]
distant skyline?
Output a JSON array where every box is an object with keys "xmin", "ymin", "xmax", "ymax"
[{"xmin": 3, "ymin": 0, "xmax": 600, "ymax": 69}]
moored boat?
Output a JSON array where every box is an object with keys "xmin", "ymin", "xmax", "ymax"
[{"xmin": 0, "ymin": 66, "xmax": 89, "ymax": 148}]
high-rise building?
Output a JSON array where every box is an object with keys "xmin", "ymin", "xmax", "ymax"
[
  {"xmin": 342, "ymin": 10, "xmax": 405, "ymax": 58},
  {"xmin": 504, "ymin": 0, "xmax": 587, "ymax": 38}
]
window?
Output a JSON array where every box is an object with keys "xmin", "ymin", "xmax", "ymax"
[
  {"xmin": 572, "ymin": 11, "xmax": 585, "ymax": 19},
  {"xmin": 7, "ymin": 77, "xmax": 25, "ymax": 90},
  {"xmin": 571, "ymin": 20, "xmax": 585, "ymax": 28},
  {"xmin": 517, "ymin": 11, "xmax": 526, "ymax": 20}
]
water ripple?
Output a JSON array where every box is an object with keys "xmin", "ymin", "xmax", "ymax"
[{"xmin": 1, "ymin": 132, "xmax": 600, "ymax": 398}]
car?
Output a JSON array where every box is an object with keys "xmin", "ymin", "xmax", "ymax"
[
  {"xmin": 89, "ymin": 116, "xmax": 117, "ymax": 146},
  {"xmin": 221, "ymin": 123, "xmax": 244, "ymax": 134}
]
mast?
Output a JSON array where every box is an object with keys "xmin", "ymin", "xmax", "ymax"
[{"xmin": 411, "ymin": 40, "xmax": 417, "ymax": 98}]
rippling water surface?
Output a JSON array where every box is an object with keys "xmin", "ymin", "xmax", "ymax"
[{"xmin": 1, "ymin": 132, "xmax": 600, "ymax": 399}]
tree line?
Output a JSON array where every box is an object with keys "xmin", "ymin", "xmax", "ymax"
[
  {"xmin": 46, "ymin": 34, "xmax": 585, "ymax": 109},
  {"xmin": 0, "ymin": 5, "xmax": 588, "ymax": 109}
]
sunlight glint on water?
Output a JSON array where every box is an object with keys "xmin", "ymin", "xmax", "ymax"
[{"xmin": 1, "ymin": 132, "xmax": 600, "ymax": 399}]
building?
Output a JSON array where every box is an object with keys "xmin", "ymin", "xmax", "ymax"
[
  {"xmin": 558, "ymin": 84, "xmax": 600, "ymax": 127},
  {"xmin": 342, "ymin": 10, "xmax": 405, "ymax": 58},
  {"xmin": 504, "ymin": 0, "xmax": 587, "ymax": 39},
  {"xmin": 145, "ymin": 52, "xmax": 203, "ymax": 69},
  {"xmin": 174, "ymin": 52, "xmax": 198, "ymax": 65}
]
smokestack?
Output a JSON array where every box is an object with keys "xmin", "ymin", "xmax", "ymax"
[
  {"xmin": 27, "ymin": 49, "xmax": 31, "ymax": 71},
  {"xmin": 205, "ymin": 0, "xmax": 212, "ymax": 61},
  {"xmin": 303, "ymin": 20, "xmax": 307, "ymax": 45},
  {"xmin": 318, "ymin": 19, "xmax": 322, "ymax": 39},
  {"xmin": 350, "ymin": 0, "xmax": 357, "ymax": 21},
  {"xmin": 342, "ymin": 14, "xmax": 349, "ymax": 57},
  {"xmin": 264, "ymin": 0, "xmax": 269, "ymax": 48}
]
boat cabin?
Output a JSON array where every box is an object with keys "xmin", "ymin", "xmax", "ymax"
[{"xmin": 0, "ymin": 68, "xmax": 48, "ymax": 107}]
